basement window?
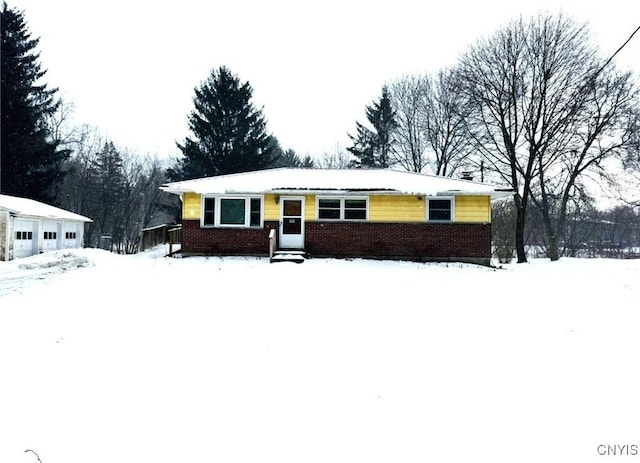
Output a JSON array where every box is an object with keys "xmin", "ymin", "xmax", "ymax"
[{"xmin": 428, "ymin": 198, "xmax": 453, "ymax": 222}]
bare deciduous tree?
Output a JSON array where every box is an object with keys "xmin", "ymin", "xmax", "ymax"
[
  {"xmin": 458, "ymin": 18, "xmax": 531, "ymax": 262},
  {"xmin": 56, "ymin": 128, "xmax": 170, "ymax": 253},
  {"xmin": 389, "ymin": 74, "xmax": 429, "ymax": 172},
  {"xmin": 423, "ymin": 68, "xmax": 474, "ymax": 176},
  {"xmin": 316, "ymin": 143, "xmax": 353, "ymax": 169},
  {"xmin": 456, "ymin": 13, "xmax": 635, "ymax": 262},
  {"xmin": 530, "ymin": 66, "xmax": 639, "ymax": 260}
]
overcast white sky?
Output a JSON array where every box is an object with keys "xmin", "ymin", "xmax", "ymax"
[{"xmin": 9, "ymin": 0, "xmax": 640, "ymax": 160}]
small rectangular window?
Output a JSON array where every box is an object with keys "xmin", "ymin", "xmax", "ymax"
[
  {"xmin": 344, "ymin": 199, "xmax": 367, "ymax": 220},
  {"xmin": 203, "ymin": 197, "xmax": 215, "ymax": 226},
  {"xmin": 429, "ymin": 198, "xmax": 452, "ymax": 222},
  {"xmin": 250, "ymin": 198, "xmax": 261, "ymax": 227},
  {"xmin": 318, "ymin": 199, "xmax": 341, "ymax": 220},
  {"xmin": 65, "ymin": 232, "xmax": 77, "ymax": 239}
]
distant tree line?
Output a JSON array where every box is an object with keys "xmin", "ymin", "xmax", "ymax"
[
  {"xmin": 2, "ymin": 3, "xmax": 639, "ymax": 260},
  {"xmin": 492, "ymin": 197, "xmax": 640, "ymax": 262},
  {"xmin": 54, "ymin": 125, "xmax": 171, "ymax": 253}
]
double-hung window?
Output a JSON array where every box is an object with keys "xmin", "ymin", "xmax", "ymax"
[
  {"xmin": 428, "ymin": 197, "xmax": 453, "ymax": 222},
  {"xmin": 317, "ymin": 197, "xmax": 368, "ymax": 221},
  {"xmin": 202, "ymin": 196, "xmax": 262, "ymax": 228}
]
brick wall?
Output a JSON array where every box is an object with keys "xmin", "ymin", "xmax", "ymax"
[
  {"xmin": 182, "ymin": 219, "xmax": 491, "ymax": 264},
  {"xmin": 305, "ymin": 222, "xmax": 491, "ymax": 264},
  {"xmin": 182, "ymin": 220, "xmax": 278, "ymax": 255}
]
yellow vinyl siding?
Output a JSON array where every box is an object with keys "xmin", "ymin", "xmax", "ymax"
[
  {"xmin": 369, "ymin": 195, "xmax": 425, "ymax": 222},
  {"xmin": 264, "ymin": 194, "xmax": 279, "ymax": 221},
  {"xmin": 304, "ymin": 195, "xmax": 315, "ymax": 221},
  {"xmin": 455, "ymin": 195, "xmax": 491, "ymax": 223},
  {"xmin": 183, "ymin": 192, "xmax": 201, "ymax": 220},
  {"xmin": 263, "ymin": 194, "xmax": 315, "ymax": 221},
  {"xmin": 183, "ymin": 192, "xmax": 490, "ymax": 223}
]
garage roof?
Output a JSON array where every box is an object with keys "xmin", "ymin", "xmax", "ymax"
[{"xmin": 0, "ymin": 194, "xmax": 92, "ymax": 222}]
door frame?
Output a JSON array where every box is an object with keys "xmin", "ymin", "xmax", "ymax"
[{"xmin": 279, "ymin": 196, "xmax": 305, "ymax": 249}]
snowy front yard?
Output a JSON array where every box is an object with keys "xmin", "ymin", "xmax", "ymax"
[{"xmin": 1, "ymin": 248, "xmax": 639, "ymax": 463}]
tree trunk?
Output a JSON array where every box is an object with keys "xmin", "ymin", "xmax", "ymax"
[
  {"xmin": 513, "ymin": 193, "xmax": 528, "ymax": 263},
  {"xmin": 546, "ymin": 229, "xmax": 560, "ymax": 261}
]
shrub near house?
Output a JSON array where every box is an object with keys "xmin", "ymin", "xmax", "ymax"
[{"xmin": 160, "ymin": 168, "xmax": 511, "ymax": 265}]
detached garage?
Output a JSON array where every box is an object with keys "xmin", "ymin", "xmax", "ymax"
[{"xmin": 0, "ymin": 194, "xmax": 92, "ymax": 261}]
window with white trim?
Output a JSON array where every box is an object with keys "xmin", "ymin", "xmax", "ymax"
[
  {"xmin": 202, "ymin": 196, "xmax": 263, "ymax": 228},
  {"xmin": 317, "ymin": 197, "xmax": 368, "ymax": 221},
  {"xmin": 428, "ymin": 197, "xmax": 453, "ymax": 222}
]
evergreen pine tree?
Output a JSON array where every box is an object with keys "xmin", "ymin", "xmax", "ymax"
[
  {"xmin": 269, "ymin": 137, "xmax": 315, "ymax": 168},
  {"xmin": 348, "ymin": 86, "xmax": 397, "ymax": 168},
  {"xmin": 170, "ymin": 66, "xmax": 277, "ymax": 180},
  {"xmin": 89, "ymin": 141, "xmax": 126, "ymax": 239},
  {"xmin": 0, "ymin": 2, "xmax": 68, "ymax": 202}
]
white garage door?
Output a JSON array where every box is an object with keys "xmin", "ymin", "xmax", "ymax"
[
  {"xmin": 42, "ymin": 221, "xmax": 60, "ymax": 252},
  {"xmin": 63, "ymin": 222, "xmax": 80, "ymax": 248},
  {"xmin": 14, "ymin": 219, "xmax": 37, "ymax": 259}
]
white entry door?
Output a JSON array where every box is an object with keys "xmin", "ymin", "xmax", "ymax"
[{"xmin": 279, "ymin": 197, "xmax": 304, "ymax": 249}]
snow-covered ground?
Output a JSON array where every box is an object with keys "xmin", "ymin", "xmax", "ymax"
[{"xmin": 1, "ymin": 248, "xmax": 639, "ymax": 463}]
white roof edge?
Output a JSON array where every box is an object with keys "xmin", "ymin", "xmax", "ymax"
[{"xmin": 160, "ymin": 168, "xmax": 514, "ymax": 199}]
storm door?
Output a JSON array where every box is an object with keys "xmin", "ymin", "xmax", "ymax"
[{"xmin": 279, "ymin": 197, "xmax": 304, "ymax": 249}]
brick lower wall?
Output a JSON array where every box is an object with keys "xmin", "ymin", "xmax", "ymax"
[
  {"xmin": 182, "ymin": 220, "xmax": 278, "ymax": 255},
  {"xmin": 182, "ymin": 220, "xmax": 491, "ymax": 264},
  {"xmin": 306, "ymin": 222, "xmax": 491, "ymax": 264}
]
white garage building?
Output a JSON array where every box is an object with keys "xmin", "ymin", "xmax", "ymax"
[{"xmin": 0, "ymin": 194, "xmax": 92, "ymax": 261}]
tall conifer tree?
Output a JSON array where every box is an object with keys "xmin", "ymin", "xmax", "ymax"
[
  {"xmin": 170, "ymin": 66, "xmax": 276, "ymax": 180},
  {"xmin": 1, "ymin": 2, "xmax": 67, "ymax": 202},
  {"xmin": 348, "ymin": 86, "xmax": 397, "ymax": 168}
]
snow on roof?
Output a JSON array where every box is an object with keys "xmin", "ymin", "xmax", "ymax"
[
  {"xmin": 0, "ymin": 194, "xmax": 92, "ymax": 222},
  {"xmin": 161, "ymin": 168, "xmax": 513, "ymax": 199}
]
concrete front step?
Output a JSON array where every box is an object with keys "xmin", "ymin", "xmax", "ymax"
[{"xmin": 271, "ymin": 250, "xmax": 306, "ymax": 263}]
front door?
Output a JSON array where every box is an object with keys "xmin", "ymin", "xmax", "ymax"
[{"xmin": 279, "ymin": 197, "xmax": 304, "ymax": 249}]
